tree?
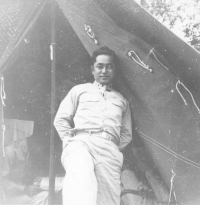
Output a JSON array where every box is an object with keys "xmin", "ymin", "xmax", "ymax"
[{"xmin": 136, "ymin": 0, "xmax": 200, "ymax": 51}]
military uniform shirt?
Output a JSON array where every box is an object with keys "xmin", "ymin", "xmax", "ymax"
[{"xmin": 54, "ymin": 81, "xmax": 132, "ymax": 150}]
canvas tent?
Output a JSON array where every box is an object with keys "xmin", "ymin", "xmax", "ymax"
[{"xmin": 1, "ymin": 0, "xmax": 200, "ymax": 204}]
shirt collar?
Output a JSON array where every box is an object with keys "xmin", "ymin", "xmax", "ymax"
[{"xmin": 93, "ymin": 81, "xmax": 113, "ymax": 91}]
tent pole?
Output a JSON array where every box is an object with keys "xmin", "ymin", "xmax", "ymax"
[{"xmin": 48, "ymin": 0, "xmax": 56, "ymax": 204}]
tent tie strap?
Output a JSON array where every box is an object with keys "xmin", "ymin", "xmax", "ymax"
[
  {"xmin": 128, "ymin": 50, "xmax": 153, "ymax": 73},
  {"xmin": 84, "ymin": 24, "xmax": 98, "ymax": 45},
  {"xmin": 0, "ymin": 74, "xmax": 6, "ymax": 157},
  {"xmin": 0, "ymin": 75, "xmax": 6, "ymax": 107}
]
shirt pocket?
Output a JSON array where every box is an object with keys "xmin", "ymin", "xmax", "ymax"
[{"xmin": 79, "ymin": 93, "xmax": 100, "ymax": 103}]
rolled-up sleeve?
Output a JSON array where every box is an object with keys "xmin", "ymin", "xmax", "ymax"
[
  {"xmin": 118, "ymin": 102, "xmax": 132, "ymax": 150},
  {"xmin": 54, "ymin": 87, "xmax": 78, "ymax": 141}
]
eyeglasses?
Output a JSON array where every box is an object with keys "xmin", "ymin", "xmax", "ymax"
[{"xmin": 95, "ymin": 64, "xmax": 114, "ymax": 70}]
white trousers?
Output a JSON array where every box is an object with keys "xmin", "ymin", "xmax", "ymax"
[{"xmin": 61, "ymin": 134, "xmax": 123, "ymax": 205}]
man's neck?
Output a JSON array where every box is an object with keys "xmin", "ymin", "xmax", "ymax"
[{"xmin": 93, "ymin": 81, "xmax": 112, "ymax": 90}]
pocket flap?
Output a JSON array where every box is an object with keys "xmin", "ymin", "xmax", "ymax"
[{"xmin": 111, "ymin": 100, "xmax": 124, "ymax": 109}]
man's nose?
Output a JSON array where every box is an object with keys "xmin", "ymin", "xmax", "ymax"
[{"xmin": 102, "ymin": 67, "xmax": 108, "ymax": 73}]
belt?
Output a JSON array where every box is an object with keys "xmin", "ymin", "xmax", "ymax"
[{"xmin": 74, "ymin": 130, "xmax": 118, "ymax": 145}]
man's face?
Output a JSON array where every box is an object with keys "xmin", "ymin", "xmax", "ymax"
[{"xmin": 92, "ymin": 55, "xmax": 116, "ymax": 86}]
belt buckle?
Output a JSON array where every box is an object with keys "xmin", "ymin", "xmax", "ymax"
[{"xmin": 102, "ymin": 132, "xmax": 111, "ymax": 141}]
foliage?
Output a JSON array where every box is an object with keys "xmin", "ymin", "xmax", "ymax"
[{"xmin": 136, "ymin": 0, "xmax": 200, "ymax": 51}]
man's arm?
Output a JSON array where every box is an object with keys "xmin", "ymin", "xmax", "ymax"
[
  {"xmin": 54, "ymin": 87, "xmax": 78, "ymax": 141},
  {"xmin": 119, "ymin": 102, "xmax": 132, "ymax": 151}
]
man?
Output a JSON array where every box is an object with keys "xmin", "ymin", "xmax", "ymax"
[{"xmin": 54, "ymin": 46, "xmax": 132, "ymax": 205}]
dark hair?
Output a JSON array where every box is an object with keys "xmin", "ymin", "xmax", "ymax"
[{"xmin": 91, "ymin": 46, "xmax": 118, "ymax": 65}]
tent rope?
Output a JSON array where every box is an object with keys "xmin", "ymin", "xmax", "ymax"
[
  {"xmin": 176, "ymin": 80, "xmax": 200, "ymax": 113},
  {"xmin": 149, "ymin": 49, "xmax": 169, "ymax": 71},
  {"xmin": 168, "ymin": 170, "xmax": 176, "ymax": 205},
  {"xmin": 175, "ymin": 80, "xmax": 187, "ymax": 105},
  {"xmin": 128, "ymin": 51, "xmax": 153, "ymax": 73},
  {"xmin": 0, "ymin": 74, "xmax": 6, "ymax": 157},
  {"xmin": 136, "ymin": 128, "xmax": 200, "ymax": 169}
]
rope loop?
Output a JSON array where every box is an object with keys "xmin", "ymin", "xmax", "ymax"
[
  {"xmin": 128, "ymin": 50, "xmax": 153, "ymax": 73},
  {"xmin": 84, "ymin": 24, "xmax": 98, "ymax": 45},
  {"xmin": 0, "ymin": 74, "xmax": 6, "ymax": 157},
  {"xmin": 1, "ymin": 75, "xmax": 6, "ymax": 106},
  {"xmin": 2, "ymin": 124, "xmax": 6, "ymax": 157},
  {"xmin": 149, "ymin": 49, "xmax": 169, "ymax": 70}
]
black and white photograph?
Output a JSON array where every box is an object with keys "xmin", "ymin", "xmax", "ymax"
[{"xmin": 1, "ymin": 0, "xmax": 200, "ymax": 205}]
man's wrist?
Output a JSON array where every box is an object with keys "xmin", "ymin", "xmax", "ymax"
[{"xmin": 66, "ymin": 130, "xmax": 75, "ymax": 137}]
